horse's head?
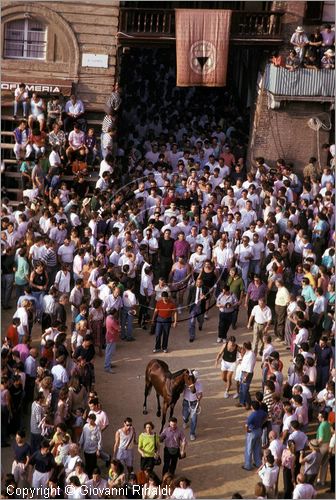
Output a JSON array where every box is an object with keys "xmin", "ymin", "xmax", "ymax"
[{"xmin": 183, "ymin": 370, "xmax": 197, "ymax": 394}]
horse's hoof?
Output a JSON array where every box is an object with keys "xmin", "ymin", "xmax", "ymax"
[
  {"xmin": 156, "ymin": 412, "xmax": 161, "ymax": 418},
  {"xmin": 143, "ymin": 409, "xmax": 148, "ymax": 415}
]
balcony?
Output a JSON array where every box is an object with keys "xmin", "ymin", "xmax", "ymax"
[
  {"xmin": 263, "ymin": 63, "xmax": 335, "ymax": 106},
  {"xmin": 118, "ymin": 8, "xmax": 284, "ymax": 45}
]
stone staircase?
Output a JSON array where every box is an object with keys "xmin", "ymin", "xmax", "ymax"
[{"xmin": 1, "ymin": 100, "xmax": 104, "ymax": 205}]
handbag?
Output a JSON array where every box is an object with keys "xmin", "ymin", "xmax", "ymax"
[{"xmin": 153, "ymin": 433, "xmax": 161, "ymax": 466}]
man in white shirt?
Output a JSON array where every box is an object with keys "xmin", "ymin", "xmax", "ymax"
[
  {"xmin": 99, "ymin": 156, "xmax": 114, "ymax": 177},
  {"xmin": 195, "ymin": 227, "xmax": 213, "ymax": 259},
  {"xmin": 51, "ymin": 356, "xmax": 69, "ymax": 390},
  {"xmin": 212, "ymin": 239, "xmax": 233, "ymax": 283},
  {"xmin": 139, "ymin": 266, "xmax": 154, "ymax": 329},
  {"xmin": 121, "ymin": 282, "xmax": 137, "ymax": 341},
  {"xmin": 64, "ymin": 95, "xmax": 85, "ymax": 132},
  {"xmin": 189, "ymin": 244, "xmax": 207, "ymax": 277},
  {"xmin": 103, "ymin": 287, "xmax": 123, "ymax": 313},
  {"xmin": 249, "ymin": 233, "xmax": 264, "ymax": 276},
  {"xmin": 268, "ymin": 430, "xmax": 284, "ymax": 466},
  {"xmin": 14, "ymin": 83, "xmax": 29, "ymax": 118},
  {"xmin": 182, "ymin": 370, "xmax": 203, "ymax": 441},
  {"xmin": 66, "ymin": 123, "xmax": 85, "ymax": 162},
  {"xmin": 57, "ymin": 238, "xmax": 75, "ymax": 265},
  {"xmin": 247, "ymin": 297, "xmax": 272, "ymax": 355},
  {"xmin": 234, "ymin": 236, "xmax": 253, "ymax": 291},
  {"xmin": 237, "ymin": 341, "xmax": 256, "ymax": 409},
  {"xmin": 274, "ymin": 279, "xmax": 290, "ymax": 341},
  {"xmin": 258, "ymin": 454, "xmax": 279, "ymax": 498},
  {"xmin": 292, "ymin": 473, "xmax": 316, "ymax": 499}
]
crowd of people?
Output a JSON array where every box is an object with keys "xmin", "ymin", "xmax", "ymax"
[
  {"xmin": 270, "ymin": 23, "xmax": 335, "ymax": 70},
  {"xmin": 1, "ymin": 46, "xmax": 335, "ymax": 499}
]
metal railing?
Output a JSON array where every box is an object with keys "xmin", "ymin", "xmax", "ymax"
[
  {"xmin": 263, "ymin": 63, "xmax": 335, "ymax": 97},
  {"xmin": 118, "ymin": 8, "xmax": 284, "ymax": 40}
]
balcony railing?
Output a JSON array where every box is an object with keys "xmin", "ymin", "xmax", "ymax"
[
  {"xmin": 118, "ymin": 8, "xmax": 284, "ymax": 42},
  {"xmin": 263, "ymin": 63, "xmax": 335, "ymax": 99}
]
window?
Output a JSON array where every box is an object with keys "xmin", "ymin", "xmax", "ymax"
[
  {"xmin": 4, "ymin": 18, "xmax": 47, "ymax": 60},
  {"xmin": 304, "ymin": 1, "xmax": 323, "ymax": 22}
]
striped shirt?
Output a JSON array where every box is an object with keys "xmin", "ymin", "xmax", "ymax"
[
  {"xmin": 30, "ymin": 401, "xmax": 44, "ymax": 434},
  {"xmin": 102, "ymin": 115, "xmax": 113, "ymax": 133},
  {"xmin": 106, "ymin": 91, "xmax": 121, "ymax": 112},
  {"xmin": 43, "ymin": 248, "xmax": 57, "ymax": 268},
  {"xmin": 263, "ymin": 390, "xmax": 275, "ymax": 418}
]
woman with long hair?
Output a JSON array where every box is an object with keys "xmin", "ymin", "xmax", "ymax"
[{"xmin": 215, "ymin": 335, "xmax": 240, "ymax": 398}]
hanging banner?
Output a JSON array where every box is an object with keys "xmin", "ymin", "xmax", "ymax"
[{"xmin": 175, "ymin": 9, "xmax": 232, "ymax": 87}]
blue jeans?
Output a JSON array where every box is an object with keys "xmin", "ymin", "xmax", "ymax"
[
  {"xmin": 250, "ymin": 260, "xmax": 261, "ymax": 276},
  {"xmin": 121, "ymin": 307, "xmax": 134, "ymax": 339},
  {"xmin": 155, "ymin": 317, "xmax": 172, "ymax": 351},
  {"xmin": 244, "ymin": 428, "xmax": 262, "ymax": 469},
  {"xmin": 237, "ymin": 262, "xmax": 250, "ymax": 291},
  {"xmin": 188, "ymin": 304, "xmax": 203, "ymax": 340},
  {"xmin": 14, "ymin": 100, "xmax": 28, "ymax": 116},
  {"xmin": 104, "ymin": 342, "xmax": 116, "ymax": 370},
  {"xmin": 239, "ymin": 372, "xmax": 253, "ymax": 406},
  {"xmin": 182, "ymin": 399, "xmax": 198, "ymax": 436},
  {"xmin": 31, "ymin": 291, "xmax": 45, "ymax": 320}
]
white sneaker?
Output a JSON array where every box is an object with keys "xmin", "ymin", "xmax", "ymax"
[
  {"xmin": 216, "ymin": 337, "xmax": 222, "ymax": 343},
  {"xmin": 190, "ymin": 434, "xmax": 196, "ymax": 441},
  {"xmin": 233, "ymin": 393, "xmax": 239, "ymax": 399},
  {"xmin": 224, "ymin": 391, "xmax": 229, "ymax": 398},
  {"xmin": 204, "ymin": 313, "xmax": 209, "ymax": 320}
]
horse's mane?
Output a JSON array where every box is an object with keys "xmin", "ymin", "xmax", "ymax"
[{"xmin": 170, "ymin": 368, "xmax": 187, "ymax": 379}]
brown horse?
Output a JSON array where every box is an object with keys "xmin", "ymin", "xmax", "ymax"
[{"xmin": 143, "ymin": 359, "xmax": 196, "ymax": 432}]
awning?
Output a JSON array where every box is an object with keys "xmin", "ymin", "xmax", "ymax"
[{"xmin": 1, "ymin": 76, "xmax": 74, "ymax": 95}]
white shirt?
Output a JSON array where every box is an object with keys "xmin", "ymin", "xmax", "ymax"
[
  {"xmin": 234, "ymin": 244, "xmax": 253, "ymax": 263},
  {"xmin": 122, "ymin": 290, "xmax": 137, "ymax": 308},
  {"xmin": 283, "ymin": 413, "xmax": 296, "ymax": 432},
  {"xmin": 140, "ymin": 275, "xmax": 154, "ymax": 297},
  {"xmin": 183, "ymin": 380, "xmax": 202, "ymax": 402},
  {"xmin": 250, "ymin": 241, "xmax": 264, "ymax": 260},
  {"xmin": 240, "ymin": 350, "xmax": 256, "ymax": 373},
  {"xmin": 268, "ymin": 439, "xmax": 284, "ymax": 462},
  {"xmin": 213, "ymin": 246, "xmax": 233, "ymax": 268},
  {"xmin": 90, "ymin": 409, "xmax": 109, "ymax": 431},
  {"xmin": 189, "ymin": 252, "xmax": 207, "ymax": 272},
  {"xmin": 216, "ymin": 292, "xmax": 238, "ymax": 313},
  {"xmin": 14, "ymin": 307, "xmax": 29, "ymax": 335},
  {"xmin": 294, "ymin": 328, "xmax": 309, "ymax": 345},
  {"xmin": 15, "ymin": 87, "xmax": 28, "ymax": 101},
  {"xmin": 55, "ymin": 270, "xmax": 71, "ymax": 293},
  {"xmin": 73, "ymin": 254, "xmax": 83, "ymax": 277},
  {"xmin": 57, "ymin": 243, "xmax": 75, "ymax": 263},
  {"xmin": 171, "ymin": 487, "xmax": 195, "ymax": 500},
  {"xmin": 290, "ymin": 430, "xmax": 308, "ymax": 451},
  {"xmin": 141, "ymin": 237, "xmax": 159, "ymax": 254},
  {"xmin": 49, "ymin": 150, "xmax": 60, "ymax": 167},
  {"xmin": 259, "ymin": 463, "xmax": 279, "ymax": 487},
  {"xmin": 51, "ymin": 364, "xmax": 69, "ymax": 389},
  {"xmin": 250, "ymin": 305, "xmax": 272, "ymax": 324},
  {"xmin": 99, "ymin": 159, "xmax": 113, "ymax": 177},
  {"xmin": 313, "ymin": 296, "xmax": 326, "ymax": 314},
  {"xmin": 293, "ymin": 483, "xmax": 316, "ymax": 499}
]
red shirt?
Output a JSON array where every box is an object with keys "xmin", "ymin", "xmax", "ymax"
[
  {"xmin": 156, "ymin": 300, "xmax": 176, "ymax": 319},
  {"xmin": 7, "ymin": 325, "xmax": 18, "ymax": 347}
]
